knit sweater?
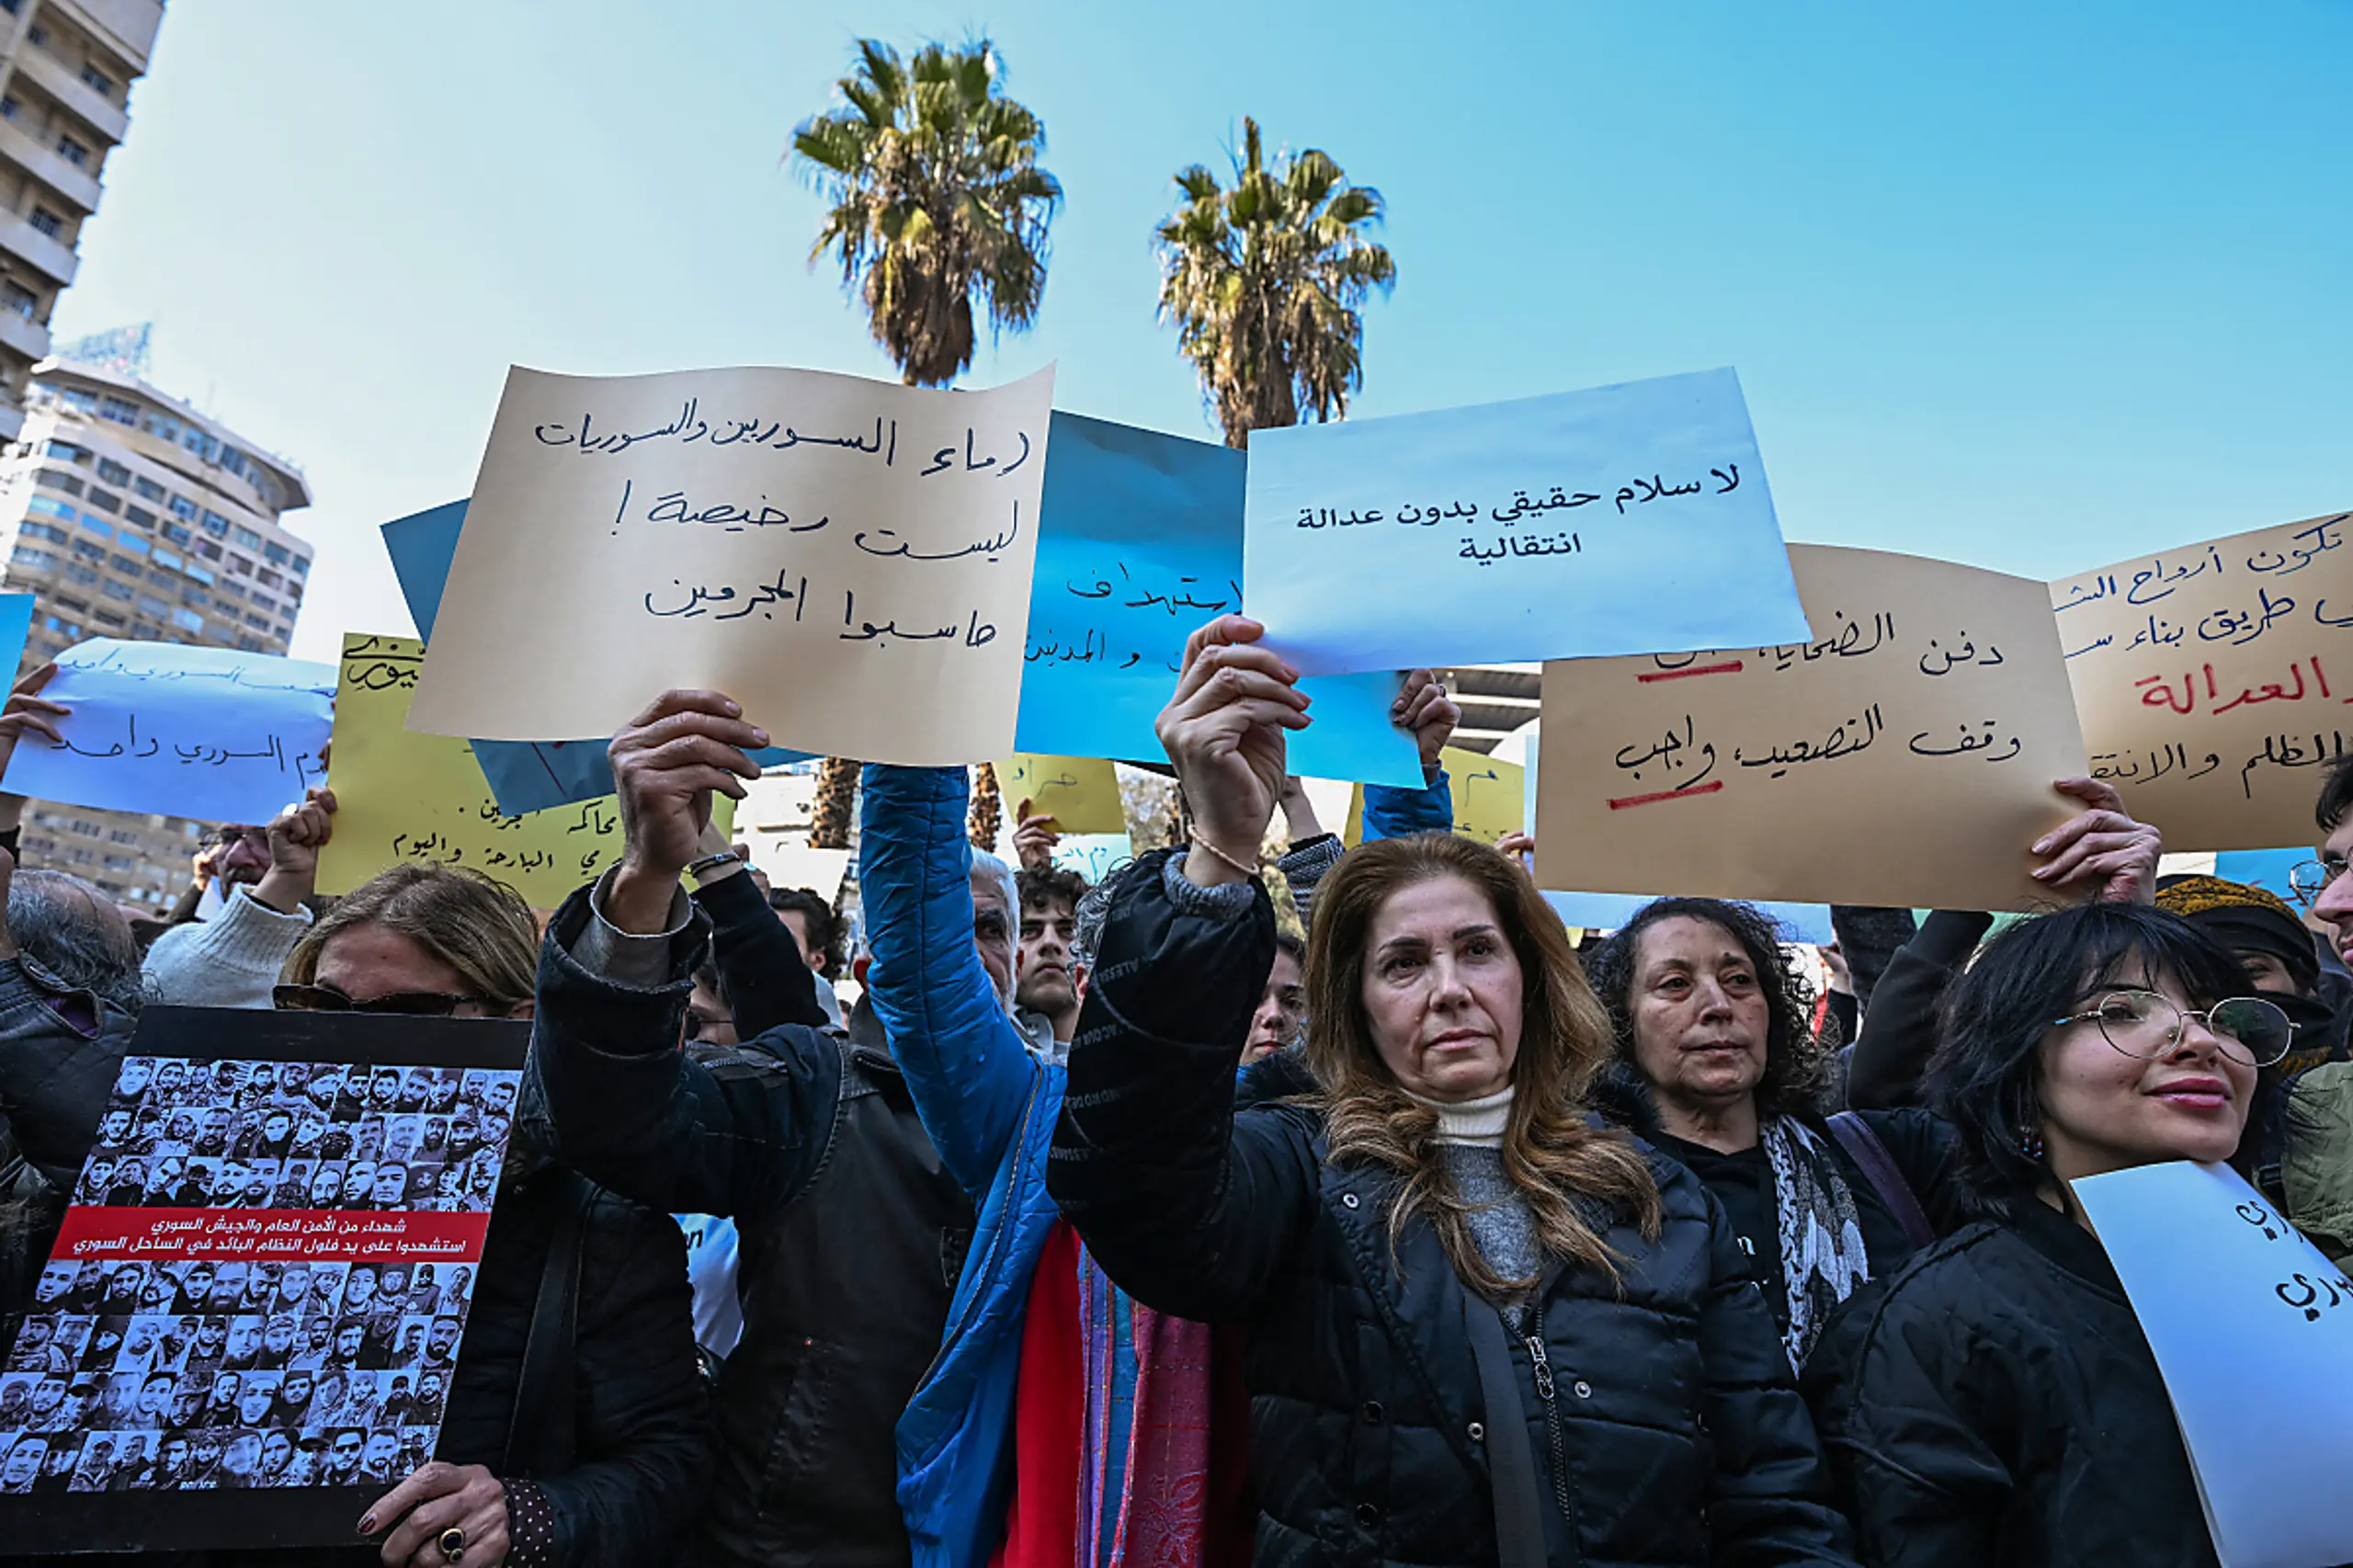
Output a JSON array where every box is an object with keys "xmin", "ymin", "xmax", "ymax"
[
  {"xmin": 141, "ymin": 885, "xmax": 313, "ymax": 1009},
  {"xmin": 1407, "ymin": 1085, "xmax": 1542, "ymax": 1326}
]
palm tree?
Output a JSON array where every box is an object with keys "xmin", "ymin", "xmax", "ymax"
[
  {"xmin": 792, "ymin": 37, "xmax": 1062, "ymax": 849},
  {"xmin": 1158, "ymin": 118, "xmax": 1395, "ymax": 449},
  {"xmin": 792, "ymin": 38, "xmax": 1063, "ymax": 389}
]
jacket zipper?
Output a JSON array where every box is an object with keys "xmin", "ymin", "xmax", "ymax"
[
  {"xmin": 914, "ymin": 1068, "xmax": 1043, "ymax": 1387},
  {"xmin": 1524, "ymin": 1333, "xmax": 1577, "ymax": 1531}
]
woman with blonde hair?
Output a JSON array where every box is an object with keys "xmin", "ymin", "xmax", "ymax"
[
  {"xmin": 267, "ymin": 860, "xmax": 713, "ymax": 1568},
  {"xmin": 1048, "ymin": 617, "xmax": 1856, "ymax": 1568}
]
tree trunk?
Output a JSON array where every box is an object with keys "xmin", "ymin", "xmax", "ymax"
[{"xmin": 810, "ymin": 756, "xmax": 858, "ymax": 849}]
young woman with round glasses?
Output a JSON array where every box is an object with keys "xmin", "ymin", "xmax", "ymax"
[{"xmin": 1804, "ymin": 902, "xmax": 2289, "ymax": 1567}]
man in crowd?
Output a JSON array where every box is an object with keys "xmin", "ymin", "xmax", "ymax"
[
  {"xmin": 768, "ymin": 884, "xmax": 847, "ymax": 1023},
  {"xmin": 529, "ymin": 688, "xmax": 975, "ymax": 1568},
  {"xmin": 1012, "ymin": 865, "xmax": 1087, "ymax": 1059},
  {"xmin": 142, "ymin": 788, "xmax": 335, "ymax": 1009}
]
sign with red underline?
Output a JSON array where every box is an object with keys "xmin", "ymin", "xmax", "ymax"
[{"xmin": 1533, "ymin": 544, "xmax": 2087, "ymax": 912}]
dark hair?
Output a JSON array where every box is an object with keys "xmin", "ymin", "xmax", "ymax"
[
  {"xmin": 1927, "ymin": 902, "xmax": 2284, "ymax": 1217},
  {"xmin": 767, "ymin": 887, "xmax": 842, "ymax": 978},
  {"xmin": 1016, "ymin": 867, "xmax": 1089, "ymax": 923},
  {"xmin": 1273, "ymin": 929, "xmax": 1305, "ymax": 964},
  {"xmin": 1584, "ymin": 897, "xmax": 1829, "ymax": 1126},
  {"xmin": 2317, "ymin": 753, "xmax": 2353, "ymax": 834}
]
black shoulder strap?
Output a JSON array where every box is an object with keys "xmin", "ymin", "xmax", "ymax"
[
  {"xmin": 502, "ymin": 1176, "xmax": 592, "ymax": 1478},
  {"xmin": 1826, "ymin": 1110, "xmax": 1936, "ymax": 1249},
  {"xmin": 1462, "ymin": 1297, "xmax": 1548, "ymax": 1568}
]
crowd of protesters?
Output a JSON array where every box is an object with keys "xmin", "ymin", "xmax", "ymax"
[{"xmin": 0, "ymin": 612, "xmax": 2346, "ymax": 1568}]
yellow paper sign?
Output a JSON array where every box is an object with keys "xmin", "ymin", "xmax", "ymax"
[
  {"xmin": 1341, "ymin": 745, "xmax": 1526, "ymax": 846},
  {"xmin": 320, "ymin": 633, "xmax": 731, "ymax": 909},
  {"xmin": 405, "ymin": 362, "xmax": 1054, "ymax": 762},
  {"xmin": 997, "ymin": 753, "xmax": 1126, "ymax": 836},
  {"xmin": 1537, "ymin": 545, "xmax": 2088, "ymax": 912},
  {"xmin": 2052, "ymin": 509, "xmax": 2353, "ymax": 851}
]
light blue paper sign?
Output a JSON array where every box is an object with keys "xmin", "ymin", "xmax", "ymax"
[
  {"xmin": 381, "ymin": 501, "xmax": 809, "ymax": 814},
  {"xmin": 5, "ymin": 639, "xmax": 335, "ymax": 824},
  {"xmin": 2214, "ymin": 847, "xmax": 2310, "ymax": 903},
  {"xmin": 1243, "ymin": 368, "xmax": 1813, "ymax": 676},
  {"xmin": 1540, "ymin": 890, "xmax": 1835, "ymax": 946},
  {"xmin": 0, "ymin": 593, "xmax": 38, "ymax": 679},
  {"xmin": 1051, "ymin": 832, "xmax": 1134, "ymax": 884},
  {"xmin": 1020, "ymin": 412, "xmax": 1422, "ymax": 787}
]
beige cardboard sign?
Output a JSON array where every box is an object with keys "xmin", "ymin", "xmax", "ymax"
[
  {"xmin": 407, "ymin": 362, "xmax": 1055, "ymax": 763},
  {"xmin": 2052, "ymin": 509, "xmax": 2353, "ymax": 852},
  {"xmin": 1537, "ymin": 544, "xmax": 2088, "ymax": 911}
]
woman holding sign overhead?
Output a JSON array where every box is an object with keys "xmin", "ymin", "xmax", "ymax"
[
  {"xmin": 1801, "ymin": 902, "xmax": 2291, "ymax": 1568},
  {"xmin": 1048, "ymin": 616, "xmax": 1859, "ymax": 1568}
]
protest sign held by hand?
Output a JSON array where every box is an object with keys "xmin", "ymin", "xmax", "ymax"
[
  {"xmin": 407, "ymin": 363, "xmax": 1055, "ymax": 765},
  {"xmin": 1537, "ymin": 544, "xmax": 2089, "ymax": 911}
]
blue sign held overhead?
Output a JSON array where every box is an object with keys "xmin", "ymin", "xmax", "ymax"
[
  {"xmin": 3, "ymin": 639, "xmax": 335, "ymax": 824},
  {"xmin": 1020, "ymin": 412, "xmax": 1423, "ymax": 787},
  {"xmin": 1245, "ymin": 368, "xmax": 1813, "ymax": 676}
]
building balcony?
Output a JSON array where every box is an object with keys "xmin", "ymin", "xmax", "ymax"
[
  {"xmin": 0, "ymin": 209, "xmax": 77, "ymax": 286},
  {"xmin": 11, "ymin": 47, "xmax": 129, "ymax": 147},
  {"xmin": 0, "ymin": 404, "xmax": 21, "ymax": 444},
  {"xmin": 0, "ymin": 302, "xmax": 51, "ymax": 365},
  {"xmin": 51, "ymin": 0, "xmax": 165, "ymax": 71},
  {"xmin": 0, "ymin": 118, "xmax": 103, "ymax": 214}
]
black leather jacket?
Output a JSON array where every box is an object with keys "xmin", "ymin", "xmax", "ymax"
[{"xmin": 529, "ymin": 884, "xmax": 971, "ymax": 1568}]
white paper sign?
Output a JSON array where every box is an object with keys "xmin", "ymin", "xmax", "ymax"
[{"xmin": 2072, "ymin": 1161, "xmax": 2353, "ymax": 1568}]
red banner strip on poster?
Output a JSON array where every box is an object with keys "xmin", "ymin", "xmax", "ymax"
[{"xmin": 51, "ymin": 1207, "xmax": 491, "ymax": 1265}]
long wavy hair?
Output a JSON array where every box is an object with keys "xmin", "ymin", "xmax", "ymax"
[{"xmin": 1303, "ymin": 833, "xmax": 1661, "ymax": 1300}]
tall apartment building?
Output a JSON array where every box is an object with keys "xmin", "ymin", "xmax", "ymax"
[
  {"xmin": 0, "ymin": 0, "xmax": 163, "ymax": 438},
  {"xmin": 0, "ymin": 354, "xmax": 312, "ymax": 910}
]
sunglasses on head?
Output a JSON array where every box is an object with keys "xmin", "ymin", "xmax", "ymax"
[{"xmin": 272, "ymin": 984, "xmax": 488, "ymax": 1018}]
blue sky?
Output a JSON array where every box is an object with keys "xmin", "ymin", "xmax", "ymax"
[{"xmin": 51, "ymin": 0, "xmax": 2353, "ymax": 662}]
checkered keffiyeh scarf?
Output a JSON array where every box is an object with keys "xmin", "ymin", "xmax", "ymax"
[{"xmin": 1760, "ymin": 1117, "xmax": 1872, "ymax": 1369}]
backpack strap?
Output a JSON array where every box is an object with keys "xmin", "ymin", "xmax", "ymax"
[
  {"xmin": 1826, "ymin": 1110, "xmax": 1936, "ymax": 1250},
  {"xmin": 1463, "ymin": 1298, "xmax": 1549, "ymax": 1568},
  {"xmin": 502, "ymin": 1175, "xmax": 592, "ymax": 1478}
]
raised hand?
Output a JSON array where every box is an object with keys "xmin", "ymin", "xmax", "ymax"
[
  {"xmin": 607, "ymin": 690, "xmax": 767, "ymax": 933},
  {"xmin": 1155, "ymin": 617, "xmax": 1310, "ymax": 887},
  {"xmin": 253, "ymin": 788, "xmax": 338, "ymax": 914},
  {"xmin": 1392, "ymin": 669, "xmax": 1460, "ymax": 781},
  {"xmin": 2030, "ymin": 778, "xmax": 2162, "ymax": 904},
  {"xmin": 1012, "ymin": 797, "xmax": 1060, "ymax": 872},
  {"xmin": 0, "ymin": 663, "xmax": 65, "ymax": 786}
]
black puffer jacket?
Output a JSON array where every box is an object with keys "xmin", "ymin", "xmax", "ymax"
[
  {"xmin": 1050, "ymin": 853, "xmax": 1858, "ymax": 1567},
  {"xmin": 1802, "ymin": 1199, "xmax": 2218, "ymax": 1567},
  {"xmin": 1591, "ymin": 1071, "xmax": 1961, "ymax": 1360}
]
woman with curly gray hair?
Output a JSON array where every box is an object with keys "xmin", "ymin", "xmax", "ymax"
[
  {"xmin": 1584, "ymin": 774, "xmax": 2161, "ymax": 1374},
  {"xmin": 1586, "ymin": 898, "xmax": 1956, "ymax": 1372}
]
